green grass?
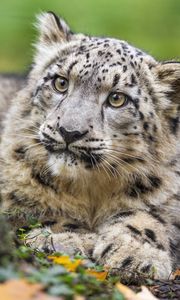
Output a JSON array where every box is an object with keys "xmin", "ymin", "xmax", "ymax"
[{"xmin": 0, "ymin": 0, "xmax": 180, "ymax": 72}]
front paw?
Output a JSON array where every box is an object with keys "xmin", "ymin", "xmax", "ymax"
[
  {"xmin": 25, "ymin": 228, "xmax": 95, "ymax": 257},
  {"xmin": 24, "ymin": 228, "xmax": 54, "ymax": 252},
  {"xmin": 93, "ymin": 233, "xmax": 172, "ymax": 280}
]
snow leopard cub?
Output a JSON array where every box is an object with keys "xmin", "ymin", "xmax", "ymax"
[{"xmin": 0, "ymin": 12, "xmax": 179, "ymax": 280}]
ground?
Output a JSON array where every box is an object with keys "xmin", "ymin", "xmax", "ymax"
[{"xmin": 0, "ymin": 216, "xmax": 179, "ymax": 300}]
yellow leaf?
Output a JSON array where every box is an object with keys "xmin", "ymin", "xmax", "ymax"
[
  {"xmin": 86, "ymin": 269, "xmax": 108, "ymax": 281},
  {"xmin": 0, "ymin": 279, "xmax": 42, "ymax": 300},
  {"xmin": 48, "ymin": 255, "xmax": 82, "ymax": 272}
]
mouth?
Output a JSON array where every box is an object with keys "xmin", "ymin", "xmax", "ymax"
[{"xmin": 42, "ymin": 139, "xmax": 103, "ymax": 169}]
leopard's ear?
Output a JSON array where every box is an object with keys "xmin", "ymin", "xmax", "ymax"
[
  {"xmin": 154, "ymin": 62, "xmax": 180, "ymax": 135},
  {"xmin": 155, "ymin": 62, "xmax": 180, "ymax": 103},
  {"xmin": 36, "ymin": 11, "xmax": 73, "ymax": 46}
]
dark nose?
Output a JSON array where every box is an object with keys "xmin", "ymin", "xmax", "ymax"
[{"xmin": 58, "ymin": 126, "xmax": 88, "ymax": 144}]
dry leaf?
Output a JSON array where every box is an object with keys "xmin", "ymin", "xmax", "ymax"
[
  {"xmin": 86, "ymin": 270, "xmax": 108, "ymax": 281},
  {"xmin": 170, "ymin": 268, "xmax": 180, "ymax": 280},
  {"xmin": 137, "ymin": 286, "xmax": 158, "ymax": 300},
  {"xmin": 74, "ymin": 296, "xmax": 86, "ymax": 300},
  {"xmin": 0, "ymin": 279, "xmax": 42, "ymax": 300},
  {"xmin": 116, "ymin": 283, "xmax": 139, "ymax": 300},
  {"xmin": 33, "ymin": 292, "xmax": 63, "ymax": 300},
  {"xmin": 48, "ymin": 255, "xmax": 82, "ymax": 272},
  {"xmin": 116, "ymin": 283, "xmax": 158, "ymax": 300}
]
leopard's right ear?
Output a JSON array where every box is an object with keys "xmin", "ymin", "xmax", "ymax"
[{"xmin": 36, "ymin": 12, "xmax": 73, "ymax": 46}]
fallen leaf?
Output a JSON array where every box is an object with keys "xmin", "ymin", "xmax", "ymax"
[
  {"xmin": 86, "ymin": 269, "xmax": 108, "ymax": 281},
  {"xmin": 0, "ymin": 279, "xmax": 42, "ymax": 300},
  {"xmin": 48, "ymin": 255, "xmax": 82, "ymax": 272},
  {"xmin": 137, "ymin": 286, "xmax": 158, "ymax": 300},
  {"xmin": 74, "ymin": 296, "xmax": 86, "ymax": 300},
  {"xmin": 116, "ymin": 283, "xmax": 139, "ymax": 300},
  {"xmin": 33, "ymin": 292, "xmax": 63, "ymax": 300},
  {"xmin": 116, "ymin": 283, "xmax": 158, "ymax": 300},
  {"xmin": 170, "ymin": 268, "xmax": 180, "ymax": 280}
]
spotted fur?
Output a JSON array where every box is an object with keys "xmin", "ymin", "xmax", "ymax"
[{"xmin": 0, "ymin": 12, "xmax": 179, "ymax": 279}]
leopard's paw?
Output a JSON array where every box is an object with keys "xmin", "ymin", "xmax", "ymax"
[
  {"xmin": 93, "ymin": 234, "xmax": 172, "ymax": 280},
  {"xmin": 25, "ymin": 228, "xmax": 95, "ymax": 256}
]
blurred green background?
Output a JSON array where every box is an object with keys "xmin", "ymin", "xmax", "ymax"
[{"xmin": 0, "ymin": 0, "xmax": 179, "ymax": 72}]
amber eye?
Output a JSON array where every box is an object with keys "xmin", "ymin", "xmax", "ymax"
[
  {"xmin": 107, "ymin": 92, "xmax": 128, "ymax": 108},
  {"xmin": 53, "ymin": 76, "xmax": 69, "ymax": 93}
]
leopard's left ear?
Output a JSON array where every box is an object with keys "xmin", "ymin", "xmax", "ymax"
[
  {"xmin": 155, "ymin": 62, "xmax": 180, "ymax": 103},
  {"xmin": 36, "ymin": 11, "xmax": 73, "ymax": 46}
]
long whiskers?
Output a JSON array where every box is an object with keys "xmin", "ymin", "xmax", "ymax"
[{"xmin": 105, "ymin": 150, "xmax": 149, "ymax": 179}]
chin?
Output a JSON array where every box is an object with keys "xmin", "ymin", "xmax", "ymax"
[{"xmin": 47, "ymin": 153, "xmax": 92, "ymax": 179}]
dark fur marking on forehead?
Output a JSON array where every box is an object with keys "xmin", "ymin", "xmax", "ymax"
[
  {"xmin": 131, "ymin": 74, "xmax": 137, "ymax": 85},
  {"xmin": 67, "ymin": 60, "xmax": 78, "ymax": 75},
  {"xmin": 116, "ymin": 49, "xmax": 121, "ymax": 55},
  {"xmin": 112, "ymin": 74, "xmax": 120, "ymax": 87}
]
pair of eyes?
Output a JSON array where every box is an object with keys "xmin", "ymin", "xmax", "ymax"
[{"xmin": 53, "ymin": 76, "xmax": 129, "ymax": 108}]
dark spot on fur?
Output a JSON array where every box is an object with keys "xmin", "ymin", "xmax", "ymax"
[
  {"xmin": 144, "ymin": 228, "xmax": 156, "ymax": 242},
  {"xmin": 31, "ymin": 169, "xmax": 57, "ymax": 193},
  {"xmin": 127, "ymin": 178, "xmax": 149, "ymax": 197},
  {"xmin": 148, "ymin": 206, "xmax": 166, "ymax": 224},
  {"xmin": 67, "ymin": 61, "xmax": 78, "ymax": 75},
  {"xmin": 141, "ymin": 264, "xmax": 152, "ymax": 273},
  {"xmin": 13, "ymin": 146, "xmax": 26, "ymax": 160},
  {"xmin": 157, "ymin": 243, "xmax": 165, "ymax": 251},
  {"xmin": 123, "ymin": 65, "xmax": 127, "ymax": 72},
  {"xmin": 112, "ymin": 211, "xmax": 135, "ymax": 219},
  {"xmin": 169, "ymin": 238, "xmax": 177, "ymax": 257},
  {"xmin": 112, "ymin": 74, "xmax": 120, "ymax": 87},
  {"xmin": 64, "ymin": 223, "xmax": 80, "ymax": 231},
  {"xmin": 131, "ymin": 74, "xmax": 137, "ymax": 85},
  {"xmin": 173, "ymin": 223, "xmax": 180, "ymax": 230},
  {"xmin": 121, "ymin": 256, "xmax": 133, "ymax": 268},
  {"xmin": 168, "ymin": 117, "xmax": 179, "ymax": 135},
  {"xmin": 127, "ymin": 224, "xmax": 141, "ymax": 235},
  {"xmin": 148, "ymin": 175, "xmax": 162, "ymax": 189},
  {"xmin": 42, "ymin": 220, "xmax": 57, "ymax": 226},
  {"xmin": 139, "ymin": 111, "xmax": 144, "ymax": 120},
  {"xmin": 143, "ymin": 122, "xmax": 149, "ymax": 130},
  {"xmin": 21, "ymin": 108, "xmax": 31, "ymax": 118},
  {"xmin": 127, "ymin": 175, "xmax": 162, "ymax": 198},
  {"xmin": 101, "ymin": 243, "xmax": 113, "ymax": 258}
]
